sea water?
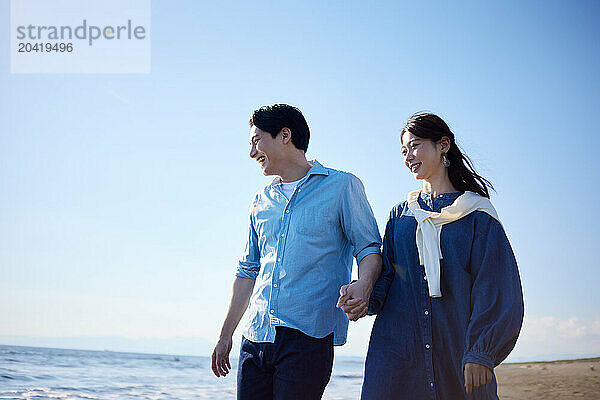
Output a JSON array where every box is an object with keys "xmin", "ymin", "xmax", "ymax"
[{"xmin": 0, "ymin": 345, "xmax": 364, "ymax": 399}]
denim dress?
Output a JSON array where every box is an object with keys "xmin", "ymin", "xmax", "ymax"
[{"xmin": 362, "ymin": 192, "xmax": 524, "ymax": 400}]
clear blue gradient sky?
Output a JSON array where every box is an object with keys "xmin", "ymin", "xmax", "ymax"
[{"xmin": 1, "ymin": 1, "xmax": 599, "ymax": 359}]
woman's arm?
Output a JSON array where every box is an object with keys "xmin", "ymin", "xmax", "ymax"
[
  {"xmin": 462, "ymin": 215, "xmax": 524, "ymax": 389},
  {"xmin": 367, "ymin": 208, "xmax": 398, "ymax": 315}
]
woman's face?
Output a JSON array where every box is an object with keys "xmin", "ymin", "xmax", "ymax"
[{"xmin": 401, "ymin": 130, "xmax": 445, "ymax": 181}]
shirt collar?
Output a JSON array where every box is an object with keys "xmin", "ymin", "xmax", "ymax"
[
  {"xmin": 306, "ymin": 160, "xmax": 329, "ymax": 176},
  {"xmin": 270, "ymin": 160, "xmax": 329, "ymax": 186}
]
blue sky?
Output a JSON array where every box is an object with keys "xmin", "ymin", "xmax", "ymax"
[{"xmin": 1, "ymin": 0, "xmax": 599, "ymax": 360}]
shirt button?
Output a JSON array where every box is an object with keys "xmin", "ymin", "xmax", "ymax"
[
  {"xmin": 285, "ymin": 210, "xmax": 290, "ymax": 214},
  {"xmin": 270, "ymin": 309, "xmax": 274, "ymax": 313},
  {"xmin": 430, "ymin": 382, "xmax": 434, "ymax": 388},
  {"xmin": 281, "ymin": 233, "xmax": 285, "ymax": 237},
  {"xmin": 425, "ymin": 344, "xmax": 430, "ymax": 349},
  {"xmin": 277, "ymin": 258, "xmax": 281, "ymax": 262},
  {"xmin": 424, "ymin": 275, "xmax": 427, "ymax": 281},
  {"xmin": 273, "ymin": 284, "xmax": 278, "ymax": 288},
  {"xmin": 424, "ymin": 310, "xmax": 429, "ymax": 315}
]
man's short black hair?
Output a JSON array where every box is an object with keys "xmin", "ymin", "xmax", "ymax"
[{"xmin": 249, "ymin": 104, "xmax": 310, "ymax": 152}]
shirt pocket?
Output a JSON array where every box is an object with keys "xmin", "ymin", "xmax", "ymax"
[{"xmin": 296, "ymin": 206, "xmax": 332, "ymax": 236}]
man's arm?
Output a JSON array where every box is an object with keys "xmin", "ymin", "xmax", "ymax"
[
  {"xmin": 335, "ymin": 174, "xmax": 382, "ymax": 321},
  {"xmin": 211, "ymin": 276, "xmax": 255, "ymax": 377},
  {"xmin": 336, "ymin": 253, "xmax": 382, "ymax": 321}
]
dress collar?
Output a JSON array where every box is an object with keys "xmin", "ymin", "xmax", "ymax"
[{"xmin": 418, "ymin": 191, "xmax": 463, "ymax": 212}]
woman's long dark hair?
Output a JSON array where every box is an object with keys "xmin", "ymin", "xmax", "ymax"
[{"xmin": 401, "ymin": 112, "xmax": 494, "ymax": 198}]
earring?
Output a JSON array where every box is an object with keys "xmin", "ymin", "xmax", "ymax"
[{"xmin": 442, "ymin": 153, "xmax": 450, "ymax": 167}]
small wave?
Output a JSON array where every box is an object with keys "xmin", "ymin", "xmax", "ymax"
[
  {"xmin": 0, "ymin": 373, "xmax": 33, "ymax": 382},
  {"xmin": 0, "ymin": 389, "xmax": 28, "ymax": 400},
  {"xmin": 34, "ymin": 374, "xmax": 55, "ymax": 381},
  {"xmin": 334, "ymin": 373, "xmax": 363, "ymax": 379}
]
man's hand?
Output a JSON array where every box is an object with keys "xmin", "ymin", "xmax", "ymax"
[
  {"xmin": 211, "ymin": 336, "xmax": 233, "ymax": 377},
  {"xmin": 464, "ymin": 362, "xmax": 492, "ymax": 394},
  {"xmin": 336, "ymin": 279, "xmax": 373, "ymax": 321},
  {"xmin": 210, "ymin": 277, "xmax": 255, "ymax": 378}
]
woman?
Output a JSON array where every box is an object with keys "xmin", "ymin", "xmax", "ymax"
[{"xmin": 361, "ymin": 113, "xmax": 524, "ymax": 399}]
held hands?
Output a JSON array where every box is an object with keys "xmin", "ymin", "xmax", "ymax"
[
  {"xmin": 336, "ymin": 279, "xmax": 372, "ymax": 321},
  {"xmin": 211, "ymin": 336, "xmax": 233, "ymax": 377},
  {"xmin": 464, "ymin": 362, "xmax": 493, "ymax": 394}
]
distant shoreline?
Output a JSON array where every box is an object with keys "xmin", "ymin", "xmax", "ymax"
[
  {"xmin": 2, "ymin": 343, "xmax": 599, "ymax": 365},
  {"xmin": 502, "ymin": 356, "xmax": 600, "ymax": 365}
]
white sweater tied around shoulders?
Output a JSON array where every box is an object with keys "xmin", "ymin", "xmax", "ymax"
[{"xmin": 406, "ymin": 190, "xmax": 500, "ymax": 298}]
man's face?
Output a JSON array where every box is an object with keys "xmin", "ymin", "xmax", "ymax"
[{"xmin": 249, "ymin": 125, "xmax": 284, "ymax": 176}]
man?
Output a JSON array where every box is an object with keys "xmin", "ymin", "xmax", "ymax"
[{"xmin": 211, "ymin": 104, "xmax": 382, "ymax": 400}]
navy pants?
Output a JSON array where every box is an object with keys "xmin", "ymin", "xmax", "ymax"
[{"xmin": 237, "ymin": 327, "xmax": 334, "ymax": 400}]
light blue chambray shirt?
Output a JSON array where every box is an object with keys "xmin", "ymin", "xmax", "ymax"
[{"xmin": 236, "ymin": 160, "xmax": 382, "ymax": 346}]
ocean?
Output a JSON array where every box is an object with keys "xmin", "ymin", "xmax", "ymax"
[{"xmin": 0, "ymin": 345, "xmax": 364, "ymax": 399}]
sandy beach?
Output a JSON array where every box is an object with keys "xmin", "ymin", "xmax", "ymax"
[{"xmin": 496, "ymin": 358, "xmax": 600, "ymax": 399}]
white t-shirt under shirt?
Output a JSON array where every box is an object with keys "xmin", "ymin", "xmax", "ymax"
[{"xmin": 279, "ymin": 178, "xmax": 302, "ymax": 200}]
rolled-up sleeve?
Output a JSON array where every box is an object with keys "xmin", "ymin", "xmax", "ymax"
[
  {"xmin": 339, "ymin": 174, "xmax": 382, "ymax": 264},
  {"xmin": 235, "ymin": 196, "xmax": 261, "ymax": 279}
]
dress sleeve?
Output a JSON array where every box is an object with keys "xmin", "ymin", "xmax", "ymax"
[
  {"xmin": 368, "ymin": 208, "xmax": 397, "ymax": 315},
  {"xmin": 462, "ymin": 215, "xmax": 524, "ymax": 370},
  {"xmin": 235, "ymin": 195, "xmax": 260, "ymax": 280}
]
